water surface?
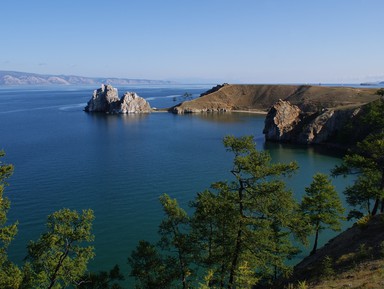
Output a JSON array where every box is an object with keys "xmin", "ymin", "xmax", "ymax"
[{"xmin": 0, "ymin": 85, "xmax": 351, "ymax": 284}]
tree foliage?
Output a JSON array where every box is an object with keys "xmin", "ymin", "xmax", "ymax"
[
  {"xmin": 24, "ymin": 208, "xmax": 95, "ymax": 289},
  {"xmin": 199, "ymin": 136, "xmax": 302, "ymax": 287},
  {"xmin": 130, "ymin": 136, "xmax": 309, "ymax": 289},
  {"xmin": 128, "ymin": 240, "xmax": 176, "ymax": 289},
  {"xmin": 300, "ymin": 173, "xmax": 344, "ymax": 255},
  {"xmin": 332, "ymin": 132, "xmax": 384, "ymax": 217},
  {"xmin": 0, "ymin": 151, "xmax": 23, "ymax": 288},
  {"xmin": 77, "ymin": 264, "xmax": 125, "ymax": 289},
  {"xmin": 129, "ymin": 195, "xmax": 193, "ymax": 289}
]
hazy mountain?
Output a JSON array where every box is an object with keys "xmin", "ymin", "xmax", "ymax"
[{"xmin": 0, "ymin": 71, "xmax": 173, "ymax": 86}]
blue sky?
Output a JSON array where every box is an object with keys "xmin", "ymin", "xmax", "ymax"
[{"xmin": 1, "ymin": 0, "xmax": 383, "ymax": 83}]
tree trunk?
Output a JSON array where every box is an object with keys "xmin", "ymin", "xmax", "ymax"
[
  {"xmin": 310, "ymin": 226, "xmax": 319, "ymax": 256},
  {"xmin": 381, "ymin": 198, "xmax": 384, "ymax": 213},
  {"xmin": 372, "ymin": 198, "xmax": 380, "ymax": 216},
  {"xmin": 227, "ymin": 228, "xmax": 242, "ymax": 289},
  {"xmin": 376, "ymin": 174, "xmax": 384, "ymax": 215},
  {"xmin": 228, "ymin": 183, "xmax": 245, "ymax": 289},
  {"xmin": 48, "ymin": 241, "xmax": 71, "ymax": 289}
]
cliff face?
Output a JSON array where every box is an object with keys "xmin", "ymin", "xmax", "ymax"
[
  {"xmin": 263, "ymin": 99, "xmax": 301, "ymax": 142},
  {"xmin": 263, "ymin": 99, "xmax": 361, "ymax": 145},
  {"xmin": 84, "ymin": 84, "xmax": 151, "ymax": 114},
  {"xmin": 120, "ymin": 92, "xmax": 151, "ymax": 113}
]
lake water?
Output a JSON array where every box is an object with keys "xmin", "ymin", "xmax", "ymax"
[{"xmin": 0, "ymin": 85, "xmax": 351, "ymax": 284}]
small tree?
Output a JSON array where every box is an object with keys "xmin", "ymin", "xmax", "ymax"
[
  {"xmin": 191, "ymin": 136, "xmax": 303, "ymax": 287},
  {"xmin": 77, "ymin": 264, "xmax": 125, "ymax": 289},
  {"xmin": 24, "ymin": 208, "xmax": 95, "ymax": 289},
  {"xmin": 376, "ymin": 88, "xmax": 384, "ymax": 99},
  {"xmin": 301, "ymin": 173, "xmax": 344, "ymax": 255},
  {"xmin": 0, "ymin": 151, "xmax": 23, "ymax": 288},
  {"xmin": 129, "ymin": 195, "xmax": 193, "ymax": 289},
  {"xmin": 182, "ymin": 92, "xmax": 193, "ymax": 101},
  {"xmin": 158, "ymin": 194, "xmax": 193, "ymax": 289},
  {"xmin": 332, "ymin": 132, "xmax": 384, "ymax": 216},
  {"xmin": 128, "ymin": 240, "xmax": 175, "ymax": 289}
]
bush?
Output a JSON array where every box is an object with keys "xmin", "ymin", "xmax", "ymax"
[
  {"xmin": 319, "ymin": 256, "xmax": 334, "ymax": 279},
  {"xmin": 356, "ymin": 214, "xmax": 372, "ymax": 229}
]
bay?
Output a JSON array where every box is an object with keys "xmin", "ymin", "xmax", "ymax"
[{"xmin": 0, "ymin": 85, "xmax": 351, "ymax": 285}]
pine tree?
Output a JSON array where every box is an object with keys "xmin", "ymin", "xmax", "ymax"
[
  {"xmin": 192, "ymin": 136, "xmax": 303, "ymax": 288},
  {"xmin": 158, "ymin": 194, "xmax": 193, "ymax": 289},
  {"xmin": 332, "ymin": 132, "xmax": 384, "ymax": 216},
  {"xmin": 301, "ymin": 173, "xmax": 344, "ymax": 255},
  {"xmin": 23, "ymin": 208, "xmax": 95, "ymax": 288},
  {"xmin": 0, "ymin": 151, "xmax": 23, "ymax": 288}
]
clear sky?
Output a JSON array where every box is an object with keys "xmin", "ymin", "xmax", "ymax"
[{"xmin": 1, "ymin": 0, "xmax": 383, "ymax": 83}]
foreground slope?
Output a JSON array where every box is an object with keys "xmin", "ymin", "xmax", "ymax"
[
  {"xmin": 172, "ymin": 84, "xmax": 379, "ymax": 114},
  {"xmin": 289, "ymin": 215, "xmax": 384, "ymax": 288}
]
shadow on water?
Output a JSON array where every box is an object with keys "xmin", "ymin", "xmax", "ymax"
[
  {"xmin": 85, "ymin": 112, "xmax": 149, "ymax": 125},
  {"xmin": 263, "ymin": 141, "xmax": 346, "ymax": 158},
  {"xmin": 195, "ymin": 111, "xmax": 265, "ymax": 124}
]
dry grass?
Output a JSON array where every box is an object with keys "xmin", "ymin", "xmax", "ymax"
[
  {"xmin": 307, "ymin": 259, "xmax": 384, "ymax": 289},
  {"xmin": 176, "ymin": 84, "xmax": 379, "ymax": 113},
  {"xmin": 288, "ymin": 215, "xmax": 384, "ymax": 289}
]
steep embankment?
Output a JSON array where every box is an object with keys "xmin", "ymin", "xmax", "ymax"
[
  {"xmin": 171, "ymin": 84, "xmax": 378, "ymax": 114},
  {"xmin": 289, "ymin": 215, "xmax": 384, "ymax": 289}
]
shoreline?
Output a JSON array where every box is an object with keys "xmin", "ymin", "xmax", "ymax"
[
  {"xmin": 231, "ymin": 109, "xmax": 268, "ymax": 115},
  {"xmin": 151, "ymin": 108, "xmax": 268, "ymax": 115}
]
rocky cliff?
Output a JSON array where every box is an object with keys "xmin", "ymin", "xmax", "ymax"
[
  {"xmin": 84, "ymin": 84, "xmax": 151, "ymax": 114},
  {"xmin": 263, "ymin": 99, "xmax": 361, "ymax": 145},
  {"xmin": 120, "ymin": 92, "xmax": 151, "ymax": 113}
]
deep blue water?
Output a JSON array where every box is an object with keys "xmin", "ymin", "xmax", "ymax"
[{"xmin": 0, "ymin": 85, "xmax": 352, "ymax": 284}]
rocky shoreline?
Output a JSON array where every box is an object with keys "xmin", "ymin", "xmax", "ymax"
[{"xmin": 263, "ymin": 99, "xmax": 361, "ymax": 145}]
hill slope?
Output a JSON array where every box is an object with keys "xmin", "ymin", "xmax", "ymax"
[
  {"xmin": 172, "ymin": 84, "xmax": 379, "ymax": 113},
  {"xmin": 289, "ymin": 215, "xmax": 384, "ymax": 288}
]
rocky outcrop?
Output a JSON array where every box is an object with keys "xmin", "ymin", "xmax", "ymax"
[
  {"xmin": 84, "ymin": 84, "xmax": 151, "ymax": 114},
  {"xmin": 84, "ymin": 84, "xmax": 120, "ymax": 113},
  {"xmin": 171, "ymin": 103, "xmax": 231, "ymax": 114},
  {"xmin": 120, "ymin": 92, "xmax": 151, "ymax": 113},
  {"xmin": 263, "ymin": 99, "xmax": 301, "ymax": 142},
  {"xmin": 263, "ymin": 99, "xmax": 361, "ymax": 145}
]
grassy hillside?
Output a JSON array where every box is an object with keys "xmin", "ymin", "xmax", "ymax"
[
  {"xmin": 286, "ymin": 214, "xmax": 384, "ymax": 289},
  {"xmin": 174, "ymin": 84, "xmax": 379, "ymax": 113}
]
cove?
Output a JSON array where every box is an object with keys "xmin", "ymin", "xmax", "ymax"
[{"xmin": 0, "ymin": 85, "xmax": 351, "ymax": 285}]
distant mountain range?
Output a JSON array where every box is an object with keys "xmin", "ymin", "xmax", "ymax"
[
  {"xmin": 360, "ymin": 81, "xmax": 384, "ymax": 86},
  {"xmin": 0, "ymin": 71, "xmax": 174, "ymax": 86}
]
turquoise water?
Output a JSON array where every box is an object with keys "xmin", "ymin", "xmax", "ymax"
[{"xmin": 0, "ymin": 85, "xmax": 351, "ymax": 284}]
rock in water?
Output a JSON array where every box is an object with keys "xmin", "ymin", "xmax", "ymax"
[
  {"xmin": 84, "ymin": 84, "xmax": 151, "ymax": 114},
  {"xmin": 120, "ymin": 92, "xmax": 151, "ymax": 114},
  {"xmin": 84, "ymin": 84, "xmax": 120, "ymax": 113}
]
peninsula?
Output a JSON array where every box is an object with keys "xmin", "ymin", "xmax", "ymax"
[
  {"xmin": 171, "ymin": 83, "xmax": 380, "ymax": 147},
  {"xmin": 172, "ymin": 83, "xmax": 378, "ymax": 114}
]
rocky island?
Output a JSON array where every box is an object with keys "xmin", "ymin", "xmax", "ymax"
[{"xmin": 84, "ymin": 84, "xmax": 151, "ymax": 114}]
